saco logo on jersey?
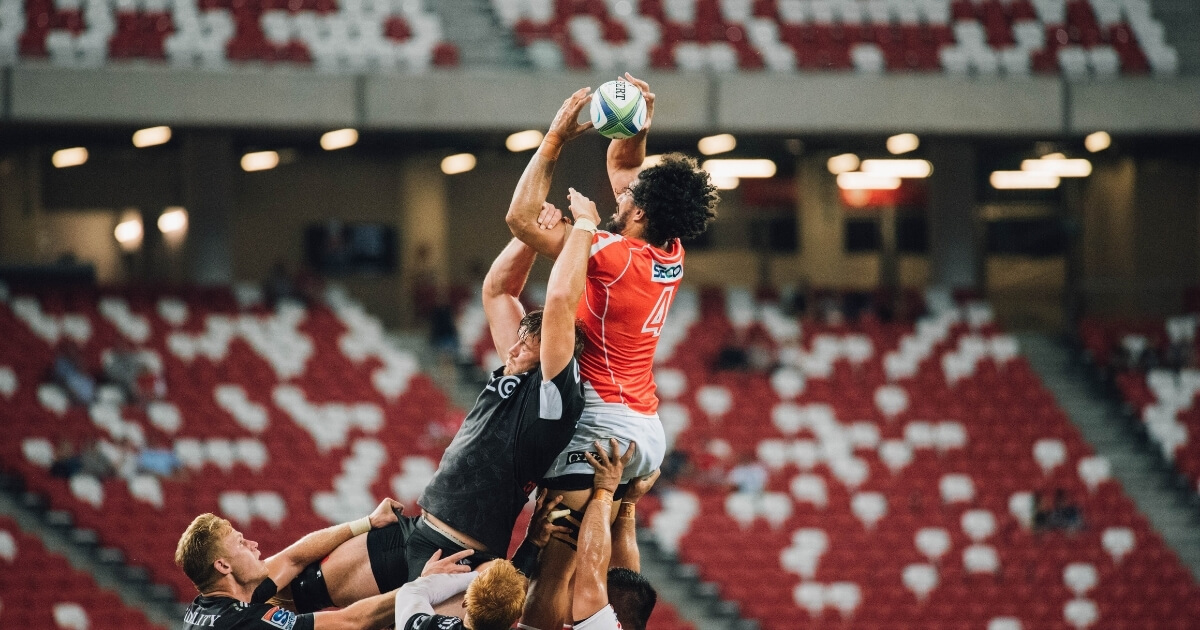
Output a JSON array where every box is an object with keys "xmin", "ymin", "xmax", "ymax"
[
  {"xmin": 261, "ymin": 606, "xmax": 298, "ymax": 630},
  {"xmin": 650, "ymin": 261, "xmax": 682, "ymax": 283}
]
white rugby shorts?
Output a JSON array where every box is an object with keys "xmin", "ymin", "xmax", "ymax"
[{"xmin": 542, "ymin": 384, "xmax": 665, "ymax": 483}]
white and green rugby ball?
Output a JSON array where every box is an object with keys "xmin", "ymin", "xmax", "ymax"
[{"xmin": 590, "ymin": 80, "xmax": 647, "ymax": 140}]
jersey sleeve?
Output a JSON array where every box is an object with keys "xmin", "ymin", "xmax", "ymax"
[
  {"xmin": 239, "ymin": 604, "xmax": 315, "ymax": 630},
  {"xmin": 538, "ymin": 357, "xmax": 584, "ymax": 420},
  {"xmin": 403, "ymin": 613, "xmax": 466, "ymax": 630},
  {"xmin": 250, "ymin": 579, "xmax": 279, "ymax": 604}
]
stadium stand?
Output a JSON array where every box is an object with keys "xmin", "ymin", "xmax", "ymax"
[
  {"xmin": 0, "ymin": 515, "xmax": 166, "ymax": 629},
  {"xmin": 0, "ymin": 0, "xmax": 1178, "ymax": 74},
  {"xmin": 492, "ymin": 0, "xmax": 1176, "ymax": 75},
  {"xmin": 463, "ymin": 285, "xmax": 1200, "ymax": 629},
  {"xmin": 0, "ymin": 282, "xmax": 696, "ymax": 628},
  {"xmin": 8, "ymin": 0, "xmax": 458, "ymax": 70},
  {"xmin": 1078, "ymin": 304, "xmax": 1200, "ymax": 496}
]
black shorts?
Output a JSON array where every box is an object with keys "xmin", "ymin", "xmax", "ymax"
[
  {"xmin": 404, "ymin": 517, "xmax": 500, "ymax": 583},
  {"xmin": 366, "ymin": 517, "xmax": 420, "ymax": 593},
  {"xmin": 292, "ymin": 560, "xmax": 335, "ymax": 613}
]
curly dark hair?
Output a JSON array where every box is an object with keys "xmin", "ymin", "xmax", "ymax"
[{"xmin": 630, "ymin": 153, "xmax": 719, "ymax": 247}]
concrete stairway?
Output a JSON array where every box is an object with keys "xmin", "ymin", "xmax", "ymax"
[
  {"xmin": 1019, "ymin": 333, "xmax": 1200, "ymax": 582},
  {"xmin": 428, "ymin": 0, "xmax": 527, "ymax": 68},
  {"xmin": 1150, "ymin": 0, "xmax": 1200, "ymax": 75},
  {"xmin": 0, "ymin": 481, "xmax": 182, "ymax": 627}
]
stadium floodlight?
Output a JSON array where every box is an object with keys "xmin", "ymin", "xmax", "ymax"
[
  {"xmin": 114, "ymin": 217, "xmax": 143, "ymax": 249},
  {"xmin": 827, "ymin": 153, "xmax": 860, "ymax": 175},
  {"xmin": 132, "ymin": 126, "xmax": 171, "ymax": 148},
  {"xmin": 241, "ymin": 151, "xmax": 280, "ymax": 172},
  {"xmin": 1085, "ymin": 131, "xmax": 1111, "ymax": 153},
  {"xmin": 710, "ymin": 175, "xmax": 740, "ymax": 190},
  {"xmin": 990, "ymin": 171, "xmax": 1061, "ymax": 189},
  {"xmin": 698, "ymin": 133, "xmax": 737, "ymax": 156},
  {"xmin": 701, "ymin": 159, "xmax": 776, "ymax": 179},
  {"xmin": 158, "ymin": 207, "xmax": 188, "ymax": 234},
  {"xmin": 52, "ymin": 147, "xmax": 88, "ymax": 168},
  {"xmin": 860, "ymin": 159, "xmax": 933, "ymax": 178},
  {"xmin": 1021, "ymin": 158, "xmax": 1092, "ymax": 178},
  {"xmin": 836, "ymin": 172, "xmax": 901, "ymax": 190},
  {"xmin": 505, "ymin": 130, "xmax": 544, "ymax": 152},
  {"xmin": 641, "ymin": 154, "xmax": 663, "ymax": 168},
  {"xmin": 887, "ymin": 133, "xmax": 919, "ymax": 155},
  {"xmin": 320, "ymin": 128, "xmax": 358, "ymax": 151},
  {"xmin": 441, "ymin": 153, "xmax": 476, "ymax": 175}
]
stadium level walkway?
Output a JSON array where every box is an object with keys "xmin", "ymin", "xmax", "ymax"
[{"xmin": 1019, "ymin": 333, "xmax": 1200, "ymax": 582}]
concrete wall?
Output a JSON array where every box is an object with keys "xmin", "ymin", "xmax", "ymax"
[{"xmin": 8, "ymin": 66, "xmax": 1200, "ymax": 135}]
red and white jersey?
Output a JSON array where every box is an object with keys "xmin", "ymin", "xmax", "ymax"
[{"xmin": 576, "ymin": 230, "xmax": 684, "ymax": 415}]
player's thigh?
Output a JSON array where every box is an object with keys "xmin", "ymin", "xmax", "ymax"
[{"xmin": 321, "ymin": 534, "xmax": 380, "ymax": 606}]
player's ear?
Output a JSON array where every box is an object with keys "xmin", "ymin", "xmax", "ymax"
[
  {"xmin": 631, "ymin": 206, "xmax": 646, "ymax": 223},
  {"xmin": 213, "ymin": 558, "xmax": 232, "ymax": 576}
]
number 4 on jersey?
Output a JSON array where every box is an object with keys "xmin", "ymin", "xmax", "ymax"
[{"xmin": 641, "ymin": 286, "xmax": 675, "ymax": 337}]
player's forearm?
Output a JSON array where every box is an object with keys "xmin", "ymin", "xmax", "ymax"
[
  {"xmin": 576, "ymin": 490, "xmax": 614, "ymax": 585},
  {"xmin": 609, "ymin": 502, "xmax": 640, "ymax": 572},
  {"xmin": 483, "ymin": 238, "xmax": 538, "ymax": 300},
  {"xmin": 607, "ymin": 131, "xmax": 648, "ymax": 179},
  {"xmin": 319, "ymin": 590, "xmax": 396, "ymax": 630},
  {"xmin": 506, "ymin": 149, "xmax": 558, "ymax": 244},
  {"xmin": 275, "ymin": 521, "xmax": 359, "ymax": 576},
  {"xmin": 544, "ymin": 224, "xmax": 590, "ymax": 313},
  {"xmin": 395, "ymin": 574, "xmax": 476, "ymax": 628}
]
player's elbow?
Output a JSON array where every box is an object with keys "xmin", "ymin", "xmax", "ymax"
[{"xmin": 505, "ymin": 207, "xmax": 533, "ymax": 239}]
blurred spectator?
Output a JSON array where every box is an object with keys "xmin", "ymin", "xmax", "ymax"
[
  {"xmin": 1034, "ymin": 489, "xmax": 1085, "ymax": 532},
  {"xmin": 429, "ymin": 300, "xmax": 459, "ymax": 362},
  {"xmin": 76, "ymin": 439, "xmax": 119, "ymax": 479},
  {"xmin": 51, "ymin": 341, "xmax": 95, "ymax": 405},
  {"xmin": 727, "ymin": 454, "xmax": 768, "ymax": 495},
  {"xmin": 103, "ymin": 343, "xmax": 166, "ymax": 403},
  {"xmin": 713, "ymin": 345, "xmax": 749, "ymax": 371},
  {"xmin": 659, "ymin": 448, "xmax": 690, "ymax": 486},
  {"xmin": 264, "ymin": 260, "xmax": 298, "ymax": 308},
  {"xmin": 136, "ymin": 440, "xmax": 182, "ymax": 478},
  {"xmin": 49, "ymin": 441, "xmax": 81, "ymax": 478}
]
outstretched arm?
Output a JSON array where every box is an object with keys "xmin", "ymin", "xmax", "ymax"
[
  {"xmin": 606, "ymin": 73, "xmax": 656, "ymax": 199},
  {"xmin": 265, "ymin": 498, "xmax": 402, "ymax": 590},
  {"xmin": 610, "ymin": 469, "xmax": 659, "ymax": 572},
  {"xmin": 540, "ymin": 188, "xmax": 600, "ymax": 381},
  {"xmin": 573, "ymin": 440, "xmax": 636, "ymax": 623},
  {"xmin": 482, "ymin": 237, "xmax": 538, "ymax": 358},
  {"xmin": 313, "ymin": 589, "xmax": 397, "ymax": 630},
  {"xmin": 507, "ymin": 87, "xmax": 593, "ymax": 259},
  {"xmin": 394, "ymin": 572, "xmax": 477, "ymax": 629}
]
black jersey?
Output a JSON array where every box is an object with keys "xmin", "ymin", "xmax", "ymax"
[
  {"xmin": 181, "ymin": 579, "xmax": 314, "ymax": 630},
  {"xmin": 402, "ymin": 613, "xmax": 465, "ymax": 630},
  {"xmin": 419, "ymin": 358, "xmax": 585, "ymax": 554}
]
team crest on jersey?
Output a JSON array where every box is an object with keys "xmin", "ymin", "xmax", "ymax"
[
  {"xmin": 650, "ymin": 261, "xmax": 682, "ymax": 283},
  {"xmin": 486, "ymin": 374, "xmax": 522, "ymax": 399},
  {"xmin": 260, "ymin": 606, "xmax": 297, "ymax": 630}
]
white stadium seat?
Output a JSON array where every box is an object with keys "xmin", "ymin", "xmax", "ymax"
[
  {"xmin": 963, "ymin": 544, "xmax": 1000, "ymax": 573},
  {"xmin": 1033, "ymin": 438, "xmax": 1067, "ymax": 474},
  {"xmin": 1064, "ymin": 563, "xmax": 1098, "ymax": 596},
  {"xmin": 1102, "ymin": 527, "xmax": 1135, "ymax": 563},
  {"xmin": 915, "ymin": 527, "xmax": 951, "ymax": 562},
  {"xmin": 902, "ymin": 564, "xmax": 938, "ymax": 601},
  {"xmin": 1064, "ymin": 598, "xmax": 1099, "ymax": 629}
]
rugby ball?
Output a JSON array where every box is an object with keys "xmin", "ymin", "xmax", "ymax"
[{"xmin": 590, "ymin": 80, "xmax": 647, "ymax": 140}]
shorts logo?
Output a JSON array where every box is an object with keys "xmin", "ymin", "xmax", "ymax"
[
  {"xmin": 437, "ymin": 617, "xmax": 459, "ymax": 629},
  {"xmin": 650, "ymin": 262, "xmax": 682, "ymax": 283},
  {"xmin": 566, "ymin": 450, "xmax": 591, "ymax": 464},
  {"xmin": 260, "ymin": 606, "xmax": 297, "ymax": 630}
]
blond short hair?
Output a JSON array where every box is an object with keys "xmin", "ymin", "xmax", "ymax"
[
  {"xmin": 465, "ymin": 560, "xmax": 527, "ymax": 630},
  {"xmin": 175, "ymin": 513, "xmax": 233, "ymax": 593}
]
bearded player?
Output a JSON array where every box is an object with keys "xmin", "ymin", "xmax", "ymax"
[{"xmin": 505, "ymin": 74, "xmax": 718, "ymax": 629}]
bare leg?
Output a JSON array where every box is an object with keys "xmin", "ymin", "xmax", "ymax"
[{"xmin": 321, "ymin": 533, "xmax": 383, "ymax": 607}]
